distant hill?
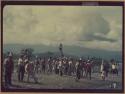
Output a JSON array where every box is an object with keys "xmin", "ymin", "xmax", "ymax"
[{"xmin": 3, "ymin": 44, "xmax": 122, "ymax": 61}]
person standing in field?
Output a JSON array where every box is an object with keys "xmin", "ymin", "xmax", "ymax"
[
  {"xmin": 58, "ymin": 59, "xmax": 63, "ymax": 76},
  {"xmin": 101, "ymin": 70, "xmax": 106, "ymax": 80},
  {"xmin": 100, "ymin": 60, "xmax": 110, "ymax": 80},
  {"xmin": 3, "ymin": 52, "xmax": 14, "ymax": 87},
  {"xmin": 41, "ymin": 57, "xmax": 46, "ymax": 74},
  {"xmin": 115, "ymin": 63, "xmax": 119, "ymax": 76},
  {"xmin": 100, "ymin": 60, "xmax": 106, "ymax": 80},
  {"xmin": 75, "ymin": 60, "xmax": 81, "ymax": 81},
  {"xmin": 85, "ymin": 60, "xmax": 92, "ymax": 80},
  {"xmin": 82, "ymin": 60, "xmax": 87, "ymax": 77},
  {"xmin": 55, "ymin": 59, "xmax": 59, "ymax": 74},
  {"xmin": 63, "ymin": 58, "xmax": 68, "ymax": 75},
  {"xmin": 100, "ymin": 60, "xmax": 104, "ymax": 73},
  {"xmin": 34, "ymin": 56, "xmax": 40, "ymax": 74},
  {"xmin": 111, "ymin": 59, "xmax": 118, "ymax": 76},
  {"xmin": 46, "ymin": 57, "xmax": 53, "ymax": 74},
  {"xmin": 17, "ymin": 55, "xmax": 25, "ymax": 82},
  {"xmin": 104, "ymin": 61, "xmax": 110, "ymax": 77},
  {"xmin": 25, "ymin": 61, "xmax": 38, "ymax": 83},
  {"xmin": 68, "ymin": 59, "xmax": 73, "ymax": 76},
  {"xmin": 79, "ymin": 58, "xmax": 84, "ymax": 78}
]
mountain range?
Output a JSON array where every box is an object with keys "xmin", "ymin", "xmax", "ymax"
[{"xmin": 3, "ymin": 44, "xmax": 122, "ymax": 61}]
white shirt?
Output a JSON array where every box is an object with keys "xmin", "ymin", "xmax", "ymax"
[
  {"xmin": 18, "ymin": 58, "xmax": 23, "ymax": 65},
  {"xmin": 69, "ymin": 61, "xmax": 72, "ymax": 65},
  {"xmin": 112, "ymin": 64, "xmax": 116, "ymax": 69},
  {"xmin": 59, "ymin": 61, "xmax": 62, "ymax": 66},
  {"xmin": 100, "ymin": 64, "xmax": 104, "ymax": 72},
  {"xmin": 75, "ymin": 62, "xmax": 79, "ymax": 68},
  {"xmin": 24, "ymin": 59, "xmax": 28, "ymax": 63}
]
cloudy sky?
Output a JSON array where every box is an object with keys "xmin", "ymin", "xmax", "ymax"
[{"xmin": 3, "ymin": 6, "xmax": 122, "ymax": 51}]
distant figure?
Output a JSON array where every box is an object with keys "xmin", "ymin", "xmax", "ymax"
[
  {"xmin": 85, "ymin": 60, "xmax": 92, "ymax": 80},
  {"xmin": 63, "ymin": 59, "xmax": 68, "ymax": 75},
  {"xmin": 68, "ymin": 60, "xmax": 73, "ymax": 76},
  {"xmin": 25, "ymin": 61, "xmax": 38, "ymax": 83},
  {"xmin": 100, "ymin": 61, "xmax": 105, "ymax": 80},
  {"xmin": 82, "ymin": 60, "xmax": 86, "ymax": 77},
  {"xmin": 100, "ymin": 60, "xmax": 104, "ymax": 73},
  {"xmin": 101, "ymin": 70, "xmax": 106, "ymax": 80},
  {"xmin": 75, "ymin": 61, "xmax": 81, "ymax": 81},
  {"xmin": 110, "ymin": 59, "xmax": 118, "ymax": 76},
  {"xmin": 104, "ymin": 62, "xmax": 110, "ymax": 77},
  {"xmin": 79, "ymin": 58, "xmax": 84, "ymax": 77},
  {"xmin": 3, "ymin": 52, "xmax": 14, "ymax": 87},
  {"xmin": 34, "ymin": 56, "xmax": 40, "ymax": 74},
  {"xmin": 58, "ymin": 60, "xmax": 63, "ymax": 76},
  {"xmin": 17, "ymin": 56, "xmax": 25, "ymax": 82},
  {"xmin": 115, "ymin": 63, "xmax": 119, "ymax": 76},
  {"xmin": 47, "ymin": 57, "xmax": 53, "ymax": 74},
  {"xmin": 111, "ymin": 63, "xmax": 118, "ymax": 75},
  {"xmin": 100, "ymin": 60, "xmax": 110, "ymax": 80},
  {"xmin": 55, "ymin": 60, "xmax": 59, "ymax": 74},
  {"xmin": 41, "ymin": 58, "xmax": 46, "ymax": 73}
]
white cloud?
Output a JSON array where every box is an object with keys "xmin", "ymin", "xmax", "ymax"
[{"xmin": 3, "ymin": 6, "xmax": 122, "ymax": 51}]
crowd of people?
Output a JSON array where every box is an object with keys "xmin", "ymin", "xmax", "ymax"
[{"xmin": 3, "ymin": 52, "xmax": 120, "ymax": 88}]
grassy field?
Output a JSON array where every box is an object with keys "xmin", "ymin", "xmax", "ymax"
[{"xmin": 5, "ymin": 71, "xmax": 122, "ymax": 90}]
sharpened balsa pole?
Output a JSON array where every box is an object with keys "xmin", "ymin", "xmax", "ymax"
[{"xmin": 59, "ymin": 43, "xmax": 64, "ymax": 57}]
